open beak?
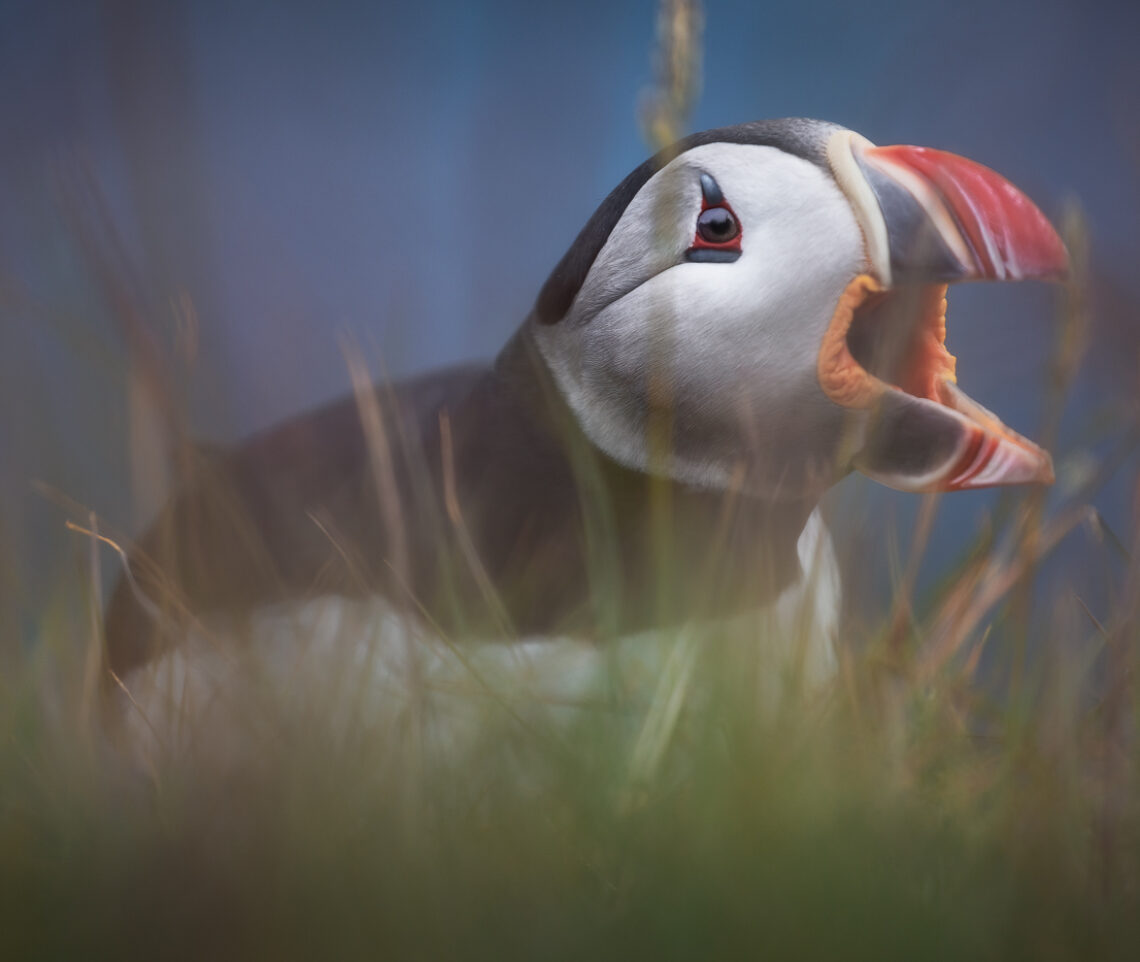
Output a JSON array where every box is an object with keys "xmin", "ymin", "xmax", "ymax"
[{"xmin": 821, "ymin": 132, "xmax": 1069, "ymax": 492}]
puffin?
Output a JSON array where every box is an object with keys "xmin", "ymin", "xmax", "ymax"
[{"xmin": 103, "ymin": 117, "xmax": 1068, "ymax": 695}]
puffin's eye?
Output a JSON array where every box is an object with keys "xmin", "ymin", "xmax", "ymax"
[
  {"xmin": 697, "ymin": 207, "xmax": 739, "ymax": 244},
  {"xmin": 687, "ymin": 172, "xmax": 742, "ymax": 262}
]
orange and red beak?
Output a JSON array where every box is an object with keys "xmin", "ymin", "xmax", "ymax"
[
  {"xmin": 823, "ymin": 133, "xmax": 1069, "ymax": 492},
  {"xmin": 855, "ymin": 143, "xmax": 1068, "ymax": 284}
]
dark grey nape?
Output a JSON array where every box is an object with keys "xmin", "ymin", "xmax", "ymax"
[
  {"xmin": 103, "ymin": 330, "xmax": 814, "ymax": 680},
  {"xmin": 533, "ymin": 118, "xmax": 840, "ymax": 325}
]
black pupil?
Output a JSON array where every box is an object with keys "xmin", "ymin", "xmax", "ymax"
[{"xmin": 697, "ymin": 207, "xmax": 738, "ymax": 243}]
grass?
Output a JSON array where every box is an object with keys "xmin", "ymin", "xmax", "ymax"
[
  {"xmin": 5, "ymin": 4, "xmax": 1140, "ymax": 956},
  {"xmin": 3, "ymin": 515, "xmax": 1140, "ymax": 962},
  {"xmin": 4, "ymin": 273, "xmax": 1140, "ymax": 960}
]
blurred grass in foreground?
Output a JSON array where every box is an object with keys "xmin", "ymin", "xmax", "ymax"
[
  {"xmin": 3, "ymin": 516, "xmax": 1139, "ymax": 962},
  {"xmin": 3, "ymin": 216, "xmax": 1140, "ymax": 960},
  {"xmin": 4, "ymin": 3, "xmax": 1140, "ymax": 956}
]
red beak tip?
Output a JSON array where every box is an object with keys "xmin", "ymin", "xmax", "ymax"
[{"xmin": 868, "ymin": 144, "xmax": 1067, "ymax": 284}]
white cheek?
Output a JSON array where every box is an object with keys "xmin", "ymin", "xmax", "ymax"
[
  {"xmin": 602, "ymin": 188, "xmax": 865, "ymax": 411},
  {"xmin": 534, "ymin": 141, "xmax": 868, "ymax": 489}
]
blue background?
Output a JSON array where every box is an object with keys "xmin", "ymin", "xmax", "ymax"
[{"xmin": 2, "ymin": 0, "xmax": 1138, "ymax": 645}]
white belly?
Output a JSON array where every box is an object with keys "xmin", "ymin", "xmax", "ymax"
[{"xmin": 117, "ymin": 509, "xmax": 841, "ymax": 767}]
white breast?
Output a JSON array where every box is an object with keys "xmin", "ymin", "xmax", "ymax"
[{"xmin": 117, "ymin": 510, "xmax": 841, "ymax": 770}]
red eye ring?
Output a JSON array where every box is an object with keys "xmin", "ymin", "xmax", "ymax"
[{"xmin": 688, "ymin": 172, "xmax": 742, "ymax": 258}]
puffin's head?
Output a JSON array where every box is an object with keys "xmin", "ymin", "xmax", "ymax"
[{"xmin": 529, "ymin": 118, "xmax": 1068, "ymax": 500}]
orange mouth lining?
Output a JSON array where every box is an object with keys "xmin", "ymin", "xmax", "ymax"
[{"xmin": 818, "ymin": 274, "xmax": 957, "ymax": 409}]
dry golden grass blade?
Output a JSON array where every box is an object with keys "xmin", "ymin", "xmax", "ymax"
[
  {"xmin": 917, "ymin": 504, "xmax": 1096, "ymax": 685},
  {"xmin": 884, "ymin": 493, "xmax": 941, "ymax": 660},
  {"xmin": 341, "ymin": 337, "xmax": 424, "ymax": 757},
  {"xmin": 341, "ymin": 337, "xmax": 411, "ymax": 587},
  {"xmin": 625, "ymin": 627, "xmax": 700, "ymax": 802},
  {"xmin": 640, "ymin": 0, "xmax": 703, "ymax": 150},
  {"xmin": 77, "ymin": 511, "xmax": 105, "ymax": 739},
  {"xmin": 639, "ymin": 1, "xmax": 704, "ymax": 612},
  {"xmin": 439, "ymin": 410, "xmax": 515, "ymax": 638},
  {"xmin": 54, "ymin": 154, "xmax": 186, "ymax": 523}
]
